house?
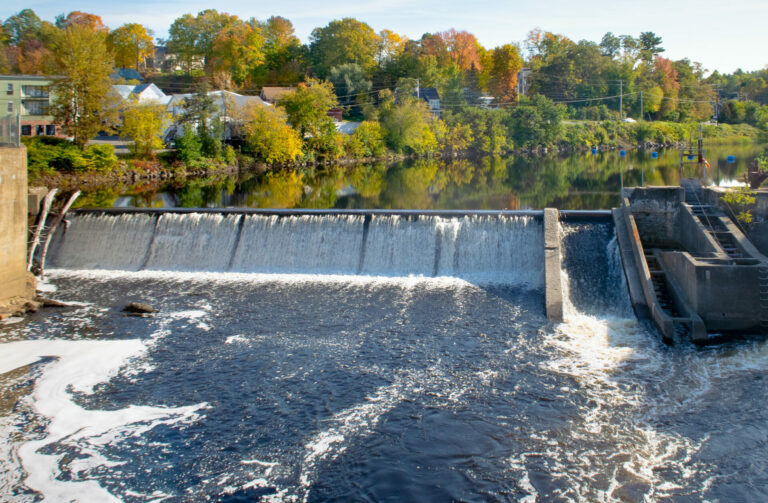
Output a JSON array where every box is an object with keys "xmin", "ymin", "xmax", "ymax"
[
  {"xmin": 0, "ymin": 74, "xmax": 63, "ymax": 137},
  {"xmin": 413, "ymin": 87, "xmax": 441, "ymax": 117},
  {"xmin": 110, "ymin": 68, "xmax": 144, "ymax": 83},
  {"xmin": 165, "ymin": 90, "xmax": 271, "ymax": 141},
  {"xmin": 327, "ymin": 107, "xmax": 343, "ymax": 122},
  {"xmin": 259, "ymin": 86, "xmax": 295, "ymax": 104}
]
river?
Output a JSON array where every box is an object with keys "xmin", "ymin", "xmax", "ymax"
[
  {"xmin": 78, "ymin": 142, "xmax": 768, "ymax": 211},
  {"xmin": 1, "ymin": 144, "xmax": 767, "ymax": 502}
]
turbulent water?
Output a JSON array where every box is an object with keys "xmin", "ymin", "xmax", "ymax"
[{"xmin": 2, "ymin": 214, "xmax": 768, "ymax": 501}]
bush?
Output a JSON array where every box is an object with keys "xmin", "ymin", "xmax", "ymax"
[{"xmin": 23, "ymin": 136, "xmax": 118, "ymax": 175}]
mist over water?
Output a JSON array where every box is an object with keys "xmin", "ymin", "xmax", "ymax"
[{"xmin": 3, "ymin": 215, "xmax": 768, "ymax": 501}]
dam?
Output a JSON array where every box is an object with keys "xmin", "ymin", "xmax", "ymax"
[{"xmin": 3, "ymin": 194, "xmax": 768, "ymax": 501}]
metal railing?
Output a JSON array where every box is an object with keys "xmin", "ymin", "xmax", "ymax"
[{"xmin": 0, "ymin": 111, "xmax": 21, "ymax": 148}]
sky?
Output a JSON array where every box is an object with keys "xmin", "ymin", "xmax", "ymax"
[{"xmin": 4, "ymin": 0, "xmax": 767, "ymax": 75}]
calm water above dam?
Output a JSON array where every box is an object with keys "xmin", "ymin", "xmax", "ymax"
[
  {"xmin": 2, "ymin": 215, "xmax": 768, "ymax": 501},
  {"xmin": 85, "ymin": 143, "xmax": 768, "ymax": 211}
]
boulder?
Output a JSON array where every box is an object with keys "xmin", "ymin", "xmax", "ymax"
[{"xmin": 123, "ymin": 302, "xmax": 156, "ymax": 314}]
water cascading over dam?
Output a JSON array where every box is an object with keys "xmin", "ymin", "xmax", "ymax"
[{"xmin": 48, "ymin": 211, "xmax": 547, "ymax": 287}]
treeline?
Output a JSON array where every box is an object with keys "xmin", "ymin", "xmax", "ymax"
[{"xmin": 3, "ymin": 8, "xmax": 767, "ymax": 175}]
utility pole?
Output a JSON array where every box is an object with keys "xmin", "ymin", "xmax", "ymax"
[
  {"xmin": 619, "ymin": 79, "xmax": 623, "ymax": 120},
  {"xmin": 640, "ymin": 91, "xmax": 643, "ymax": 121},
  {"xmin": 416, "ymin": 78, "xmax": 420, "ymax": 99}
]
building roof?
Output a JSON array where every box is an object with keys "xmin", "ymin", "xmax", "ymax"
[
  {"xmin": 0, "ymin": 74, "xmax": 60, "ymax": 81},
  {"xmin": 168, "ymin": 90, "xmax": 270, "ymax": 115},
  {"xmin": 110, "ymin": 68, "xmax": 144, "ymax": 82},
  {"xmin": 112, "ymin": 83, "xmax": 171, "ymax": 105},
  {"xmin": 260, "ymin": 86, "xmax": 295, "ymax": 102},
  {"xmin": 414, "ymin": 87, "xmax": 440, "ymax": 102}
]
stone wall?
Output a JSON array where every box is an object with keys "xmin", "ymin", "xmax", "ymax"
[{"xmin": 0, "ymin": 146, "xmax": 28, "ymax": 302}]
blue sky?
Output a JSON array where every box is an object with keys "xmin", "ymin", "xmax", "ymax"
[{"xmin": 4, "ymin": 0, "xmax": 767, "ymax": 74}]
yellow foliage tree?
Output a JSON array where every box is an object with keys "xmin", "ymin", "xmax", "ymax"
[
  {"xmin": 235, "ymin": 102, "xmax": 303, "ymax": 164},
  {"xmin": 107, "ymin": 23, "xmax": 154, "ymax": 70},
  {"xmin": 122, "ymin": 98, "xmax": 170, "ymax": 158}
]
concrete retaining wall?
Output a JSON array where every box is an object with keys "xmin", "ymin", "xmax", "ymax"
[
  {"xmin": 0, "ymin": 146, "xmax": 28, "ymax": 302},
  {"xmin": 544, "ymin": 208, "xmax": 563, "ymax": 322}
]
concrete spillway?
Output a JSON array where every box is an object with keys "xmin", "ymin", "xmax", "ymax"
[{"xmin": 47, "ymin": 208, "xmax": 613, "ymax": 322}]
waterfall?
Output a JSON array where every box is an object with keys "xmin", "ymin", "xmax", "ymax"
[{"xmin": 49, "ymin": 212, "xmax": 545, "ymax": 286}]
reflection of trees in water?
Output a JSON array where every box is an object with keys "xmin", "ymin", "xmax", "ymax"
[{"xmin": 84, "ymin": 143, "xmax": 766, "ymax": 210}]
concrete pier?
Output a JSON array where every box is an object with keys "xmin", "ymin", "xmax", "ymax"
[
  {"xmin": 0, "ymin": 145, "xmax": 31, "ymax": 306},
  {"xmin": 544, "ymin": 208, "xmax": 563, "ymax": 322}
]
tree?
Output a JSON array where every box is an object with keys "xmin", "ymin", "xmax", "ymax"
[
  {"xmin": 122, "ymin": 99, "xmax": 170, "ymax": 158},
  {"xmin": 328, "ymin": 63, "xmax": 372, "ymax": 110},
  {"xmin": 377, "ymin": 90, "xmax": 438, "ymax": 154},
  {"xmin": 108, "ymin": 23, "xmax": 154, "ymax": 70},
  {"xmin": 639, "ymin": 31, "xmax": 664, "ymax": 63},
  {"xmin": 278, "ymin": 79, "xmax": 338, "ymax": 138},
  {"xmin": 51, "ymin": 25, "xmax": 117, "ymax": 148},
  {"xmin": 210, "ymin": 19, "xmax": 264, "ymax": 85},
  {"xmin": 488, "ymin": 44, "xmax": 523, "ymax": 104},
  {"xmin": 55, "ymin": 11, "xmax": 107, "ymax": 32},
  {"xmin": 167, "ymin": 14, "xmax": 199, "ymax": 73},
  {"xmin": 3, "ymin": 9, "xmax": 43, "ymax": 44},
  {"xmin": 309, "ymin": 18, "xmax": 380, "ymax": 77},
  {"xmin": 235, "ymin": 103, "xmax": 302, "ymax": 164},
  {"xmin": 600, "ymin": 32, "xmax": 621, "ymax": 58}
]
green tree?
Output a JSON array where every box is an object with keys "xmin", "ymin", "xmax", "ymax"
[
  {"xmin": 639, "ymin": 31, "xmax": 664, "ymax": 63},
  {"xmin": 51, "ymin": 24, "xmax": 117, "ymax": 148},
  {"xmin": 278, "ymin": 79, "xmax": 338, "ymax": 138},
  {"xmin": 309, "ymin": 18, "xmax": 379, "ymax": 77},
  {"xmin": 377, "ymin": 90, "xmax": 438, "ymax": 154},
  {"xmin": 107, "ymin": 23, "xmax": 154, "ymax": 70},
  {"xmin": 3, "ymin": 9, "xmax": 43, "ymax": 44},
  {"xmin": 210, "ymin": 19, "xmax": 264, "ymax": 85},
  {"xmin": 328, "ymin": 63, "xmax": 372, "ymax": 111}
]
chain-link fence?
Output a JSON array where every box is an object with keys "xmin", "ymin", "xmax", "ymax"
[{"xmin": 0, "ymin": 112, "xmax": 21, "ymax": 148}]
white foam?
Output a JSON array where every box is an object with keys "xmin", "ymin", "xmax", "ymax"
[
  {"xmin": 0, "ymin": 340, "xmax": 207, "ymax": 502},
  {"xmin": 226, "ymin": 335, "xmax": 249, "ymax": 345}
]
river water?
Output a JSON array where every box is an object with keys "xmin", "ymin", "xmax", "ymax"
[
  {"xmin": 79, "ymin": 143, "xmax": 768, "ymax": 211},
  {"xmin": 2, "ymin": 215, "xmax": 768, "ymax": 502}
]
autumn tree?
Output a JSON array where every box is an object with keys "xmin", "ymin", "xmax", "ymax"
[
  {"xmin": 108, "ymin": 23, "xmax": 154, "ymax": 70},
  {"xmin": 309, "ymin": 18, "xmax": 380, "ymax": 77},
  {"xmin": 210, "ymin": 19, "xmax": 264, "ymax": 85},
  {"xmin": 377, "ymin": 90, "xmax": 438, "ymax": 154},
  {"xmin": 51, "ymin": 24, "xmax": 117, "ymax": 148},
  {"xmin": 122, "ymin": 98, "xmax": 170, "ymax": 158},
  {"xmin": 167, "ymin": 10, "xmax": 237, "ymax": 73},
  {"xmin": 55, "ymin": 11, "xmax": 107, "ymax": 32},
  {"xmin": 234, "ymin": 103, "xmax": 302, "ymax": 164},
  {"xmin": 488, "ymin": 44, "xmax": 523, "ymax": 104}
]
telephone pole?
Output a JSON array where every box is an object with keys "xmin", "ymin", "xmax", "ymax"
[
  {"xmin": 640, "ymin": 91, "xmax": 643, "ymax": 121},
  {"xmin": 619, "ymin": 80, "xmax": 623, "ymax": 120}
]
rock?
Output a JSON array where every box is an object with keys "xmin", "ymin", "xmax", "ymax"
[
  {"xmin": 37, "ymin": 297, "xmax": 76, "ymax": 308},
  {"xmin": 123, "ymin": 302, "xmax": 156, "ymax": 314},
  {"xmin": 23, "ymin": 300, "xmax": 41, "ymax": 313}
]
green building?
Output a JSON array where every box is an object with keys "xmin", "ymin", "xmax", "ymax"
[{"xmin": 0, "ymin": 74, "xmax": 62, "ymax": 138}]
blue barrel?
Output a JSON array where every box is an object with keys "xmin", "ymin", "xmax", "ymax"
[
  {"xmin": 727, "ymin": 155, "xmax": 735, "ymax": 163},
  {"xmin": 651, "ymin": 152, "xmax": 659, "ymax": 159},
  {"xmin": 591, "ymin": 147, "xmax": 598, "ymax": 155},
  {"xmin": 688, "ymin": 155, "xmax": 694, "ymax": 161},
  {"xmin": 620, "ymin": 150, "xmax": 626, "ymax": 157}
]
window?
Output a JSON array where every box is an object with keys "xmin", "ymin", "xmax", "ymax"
[
  {"xmin": 6, "ymin": 102, "xmax": 12, "ymax": 113},
  {"xmin": 21, "ymin": 85, "xmax": 49, "ymax": 98},
  {"xmin": 46, "ymin": 125, "xmax": 56, "ymax": 136},
  {"xmin": 6, "ymin": 83, "xmax": 12, "ymax": 95},
  {"xmin": 22, "ymin": 100, "xmax": 49, "ymax": 116},
  {"xmin": 21, "ymin": 125, "xmax": 31, "ymax": 136},
  {"xmin": 36, "ymin": 125, "xmax": 44, "ymax": 136}
]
